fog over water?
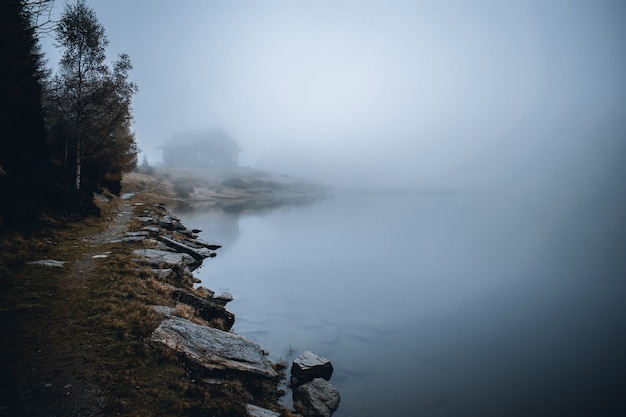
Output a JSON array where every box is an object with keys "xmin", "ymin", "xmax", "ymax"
[
  {"xmin": 42, "ymin": 1, "xmax": 626, "ymax": 415},
  {"xmin": 42, "ymin": 0, "xmax": 626, "ymax": 188},
  {"xmin": 176, "ymin": 187, "xmax": 625, "ymax": 416}
]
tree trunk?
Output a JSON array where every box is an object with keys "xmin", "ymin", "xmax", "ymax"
[{"xmin": 75, "ymin": 139, "xmax": 81, "ymax": 189}]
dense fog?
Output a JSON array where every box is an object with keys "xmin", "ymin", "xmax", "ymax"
[
  {"xmin": 40, "ymin": 0, "xmax": 626, "ymax": 192},
  {"xmin": 33, "ymin": 2, "xmax": 626, "ymax": 415}
]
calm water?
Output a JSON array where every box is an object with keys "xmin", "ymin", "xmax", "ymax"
[{"xmin": 175, "ymin": 187, "xmax": 626, "ymax": 417}]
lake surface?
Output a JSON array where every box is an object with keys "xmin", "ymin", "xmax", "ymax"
[{"xmin": 175, "ymin": 186, "xmax": 626, "ymax": 417}]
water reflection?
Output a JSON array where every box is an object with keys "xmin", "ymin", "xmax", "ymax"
[
  {"xmin": 174, "ymin": 190, "xmax": 626, "ymax": 417},
  {"xmin": 173, "ymin": 203, "xmax": 242, "ymax": 250},
  {"xmin": 173, "ymin": 196, "xmax": 326, "ymax": 250}
]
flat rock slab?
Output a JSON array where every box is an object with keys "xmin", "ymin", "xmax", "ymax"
[
  {"xmin": 120, "ymin": 236, "xmax": 146, "ymax": 243},
  {"xmin": 152, "ymin": 268, "xmax": 175, "ymax": 280},
  {"xmin": 291, "ymin": 351, "xmax": 334, "ymax": 387},
  {"xmin": 188, "ymin": 237, "xmax": 222, "ymax": 251},
  {"xmin": 156, "ymin": 235, "xmax": 215, "ymax": 262},
  {"xmin": 135, "ymin": 216, "xmax": 156, "ymax": 223},
  {"xmin": 133, "ymin": 249, "xmax": 197, "ymax": 270},
  {"xmin": 151, "ymin": 305, "xmax": 175, "ymax": 316},
  {"xmin": 125, "ymin": 231, "xmax": 149, "ymax": 237},
  {"xmin": 27, "ymin": 259, "xmax": 66, "ymax": 267},
  {"xmin": 141, "ymin": 226, "xmax": 162, "ymax": 234},
  {"xmin": 246, "ymin": 404, "xmax": 281, "ymax": 417},
  {"xmin": 293, "ymin": 378, "xmax": 340, "ymax": 417},
  {"xmin": 150, "ymin": 316, "xmax": 277, "ymax": 378},
  {"xmin": 171, "ymin": 288, "xmax": 235, "ymax": 330}
]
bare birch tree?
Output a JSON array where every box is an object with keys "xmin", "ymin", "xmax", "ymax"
[{"xmin": 45, "ymin": 0, "xmax": 137, "ymax": 191}]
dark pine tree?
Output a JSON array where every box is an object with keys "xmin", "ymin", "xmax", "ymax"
[
  {"xmin": 0, "ymin": 1, "xmax": 99, "ymax": 230},
  {"xmin": 0, "ymin": 0, "xmax": 50, "ymax": 177}
]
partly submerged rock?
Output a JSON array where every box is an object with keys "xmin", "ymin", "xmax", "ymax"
[
  {"xmin": 245, "ymin": 404, "xmax": 281, "ymax": 417},
  {"xmin": 212, "ymin": 291, "xmax": 234, "ymax": 306},
  {"xmin": 291, "ymin": 351, "xmax": 334, "ymax": 387},
  {"xmin": 215, "ymin": 291, "xmax": 233, "ymax": 301},
  {"xmin": 150, "ymin": 316, "xmax": 277, "ymax": 377},
  {"xmin": 188, "ymin": 237, "xmax": 222, "ymax": 251},
  {"xmin": 293, "ymin": 378, "xmax": 340, "ymax": 417}
]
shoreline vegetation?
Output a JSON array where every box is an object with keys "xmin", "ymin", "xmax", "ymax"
[
  {"xmin": 0, "ymin": 168, "xmax": 334, "ymax": 417},
  {"xmin": 128, "ymin": 167, "xmax": 331, "ymax": 212}
]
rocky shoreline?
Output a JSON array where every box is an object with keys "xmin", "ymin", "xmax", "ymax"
[{"xmin": 124, "ymin": 199, "xmax": 340, "ymax": 417}]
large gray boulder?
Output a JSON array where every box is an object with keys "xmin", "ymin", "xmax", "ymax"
[
  {"xmin": 150, "ymin": 316, "xmax": 277, "ymax": 377},
  {"xmin": 133, "ymin": 248, "xmax": 199, "ymax": 271},
  {"xmin": 293, "ymin": 378, "xmax": 340, "ymax": 417},
  {"xmin": 291, "ymin": 351, "xmax": 334, "ymax": 387}
]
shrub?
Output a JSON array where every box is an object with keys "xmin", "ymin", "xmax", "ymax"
[
  {"xmin": 221, "ymin": 177, "xmax": 247, "ymax": 189},
  {"xmin": 173, "ymin": 179, "xmax": 194, "ymax": 198}
]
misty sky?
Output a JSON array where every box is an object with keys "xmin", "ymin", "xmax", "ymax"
[{"xmin": 41, "ymin": 0, "xmax": 626, "ymax": 185}]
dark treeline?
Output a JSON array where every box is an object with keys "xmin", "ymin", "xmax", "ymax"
[{"xmin": 0, "ymin": 0, "xmax": 138, "ymax": 231}]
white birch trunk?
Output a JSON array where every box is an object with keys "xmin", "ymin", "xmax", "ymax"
[{"xmin": 75, "ymin": 139, "xmax": 81, "ymax": 189}]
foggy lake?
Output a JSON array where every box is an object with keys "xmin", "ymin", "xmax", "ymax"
[
  {"xmin": 8, "ymin": 0, "xmax": 623, "ymax": 414},
  {"xmin": 175, "ymin": 185, "xmax": 625, "ymax": 417}
]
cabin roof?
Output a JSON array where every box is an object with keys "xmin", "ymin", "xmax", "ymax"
[{"xmin": 161, "ymin": 128, "xmax": 241, "ymax": 152}]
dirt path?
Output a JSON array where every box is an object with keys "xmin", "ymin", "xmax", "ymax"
[
  {"xmin": 0, "ymin": 199, "xmax": 135, "ymax": 417},
  {"xmin": 65, "ymin": 200, "xmax": 134, "ymax": 288}
]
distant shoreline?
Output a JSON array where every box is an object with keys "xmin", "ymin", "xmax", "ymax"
[{"xmin": 123, "ymin": 168, "xmax": 330, "ymax": 212}]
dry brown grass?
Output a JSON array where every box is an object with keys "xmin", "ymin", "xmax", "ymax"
[
  {"xmin": 0, "ymin": 192, "xmax": 291, "ymax": 417},
  {"xmin": 122, "ymin": 172, "xmax": 181, "ymax": 205}
]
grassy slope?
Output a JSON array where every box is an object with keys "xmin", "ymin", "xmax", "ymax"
[{"xmin": 0, "ymin": 193, "xmax": 292, "ymax": 417}]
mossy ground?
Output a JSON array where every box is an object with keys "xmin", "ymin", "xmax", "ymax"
[{"xmin": 0, "ymin": 194, "xmax": 294, "ymax": 417}]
